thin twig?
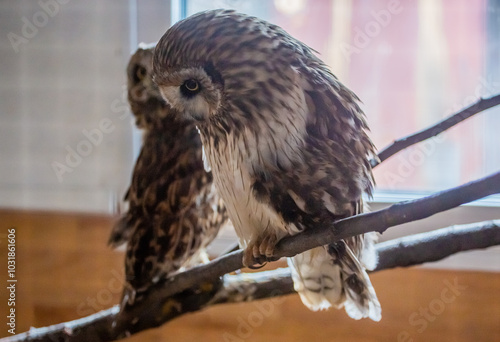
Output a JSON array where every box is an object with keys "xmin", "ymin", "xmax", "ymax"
[{"xmin": 370, "ymin": 94, "xmax": 500, "ymax": 168}]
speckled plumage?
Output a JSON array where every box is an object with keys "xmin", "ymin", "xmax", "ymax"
[
  {"xmin": 153, "ymin": 10, "xmax": 381, "ymax": 321},
  {"xmin": 109, "ymin": 45, "xmax": 227, "ymax": 304}
]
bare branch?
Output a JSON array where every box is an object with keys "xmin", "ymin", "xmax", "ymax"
[
  {"xmin": 279, "ymin": 171, "xmax": 500, "ymax": 258},
  {"xmin": 374, "ymin": 220, "xmax": 500, "ymax": 270},
  {"xmin": 1, "ymin": 307, "xmax": 120, "ymax": 342},
  {"xmin": 4, "ymin": 173, "xmax": 499, "ymax": 341},
  {"xmin": 123, "ymin": 171, "xmax": 498, "ymax": 316},
  {"xmin": 5, "ymin": 220, "xmax": 499, "ymax": 342},
  {"xmin": 102, "ymin": 170, "xmax": 500, "ymax": 333},
  {"xmin": 214, "ymin": 219, "xmax": 500, "ymax": 303},
  {"xmin": 370, "ymin": 94, "xmax": 500, "ymax": 168}
]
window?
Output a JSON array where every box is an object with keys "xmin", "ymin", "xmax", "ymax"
[
  {"xmin": 184, "ymin": 0, "xmax": 500, "ymax": 202},
  {"xmin": 1, "ymin": 1, "xmax": 497, "ymax": 214}
]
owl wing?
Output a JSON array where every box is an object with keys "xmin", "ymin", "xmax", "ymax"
[
  {"xmin": 250, "ymin": 53, "xmax": 375, "ymax": 229},
  {"xmin": 249, "ymin": 54, "xmax": 380, "ymax": 320},
  {"xmin": 108, "ymin": 129, "xmax": 179, "ymax": 248},
  {"xmin": 107, "ymin": 145, "xmax": 153, "ymax": 249},
  {"xmin": 118, "ymin": 123, "xmax": 227, "ymax": 303},
  {"xmin": 124, "ymin": 173, "xmax": 225, "ymax": 293},
  {"xmin": 298, "ymin": 55, "xmax": 379, "ymax": 271}
]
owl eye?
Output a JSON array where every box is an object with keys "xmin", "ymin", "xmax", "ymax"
[
  {"xmin": 182, "ymin": 79, "xmax": 201, "ymax": 96},
  {"xmin": 135, "ymin": 66, "xmax": 147, "ymax": 81}
]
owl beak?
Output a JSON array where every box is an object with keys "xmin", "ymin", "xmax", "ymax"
[
  {"xmin": 186, "ymin": 98, "xmax": 211, "ymax": 122},
  {"xmin": 189, "ymin": 110, "xmax": 206, "ymax": 122}
]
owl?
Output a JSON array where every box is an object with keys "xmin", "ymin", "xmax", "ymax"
[
  {"xmin": 108, "ymin": 44, "xmax": 227, "ymax": 305},
  {"xmin": 152, "ymin": 10, "xmax": 381, "ymax": 321}
]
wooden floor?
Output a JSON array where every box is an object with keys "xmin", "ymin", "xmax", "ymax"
[{"xmin": 0, "ymin": 209, "xmax": 499, "ymax": 341}]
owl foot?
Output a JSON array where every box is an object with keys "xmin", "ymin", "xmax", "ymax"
[{"xmin": 243, "ymin": 234, "xmax": 278, "ymax": 267}]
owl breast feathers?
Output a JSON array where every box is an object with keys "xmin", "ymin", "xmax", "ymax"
[
  {"xmin": 153, "ymin": 9, "xmax": 381, "ymax": 321},
  {"xmin": 109, "ymin": 46, "xmax": 227, "ymax": 306}
]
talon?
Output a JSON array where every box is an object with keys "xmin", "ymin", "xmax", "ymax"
[
  {"xmin": 258, "ymin": 255, "xmax": 268, "ymax": 265},
  {"xmin": 252, "ymin": 243, "xmax": 261, "ymax": 259},
  {"xmin": 243, "ymin": 248, "xmax": 254, "ymax": 267},
  {"xmin": 265, "ymin": 235, "xmax": 277, "ymax": 258},
  {"xmin": 248, "ymin": 262, "xmax": 267, "ymax": 270},
  {"xmin": 259, "ymin": 237, "xmax": 268, "ymax": 255},
  {"xmin": 243, "ymin": 234, "xmax": 280, "ymax": 268}
]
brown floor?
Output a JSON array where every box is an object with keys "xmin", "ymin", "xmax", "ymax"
[{"xmin": 0, "ymin": 209, "xmax": 499, "ymax": 341}]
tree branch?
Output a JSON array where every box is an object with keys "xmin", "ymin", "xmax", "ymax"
[
  {"xmin": 214, "ymin": 219, "xmax": 500, "ymax": 303},
  {"xmin": 82, "ymin": 169, "xmax": 500, "ymax": 333},
  {"xmin": 146, "ymin": 170, "xmax": 500, "ymax": 307},
  {"xmin": 4, "ymin": 171, "xmax": 499, "ymax": 341},
  {"xmin": 279, "ymin": 170, "xmax": 500, "ymax": 259},
  {"xmin": 5, "ymin": 220, "xmax": 499, "ymax": 342},
  {"xmin": 370, "ymin": 94, "xmax": 500, "ymax": 167},
  {"xmin": 374, "ymin": 220, "xmax": 500, "ymax": 270}
]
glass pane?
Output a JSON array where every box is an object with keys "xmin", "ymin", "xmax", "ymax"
[{"xmin": 185, "ymin": 0, "xmax": 500, "ymax": 196}]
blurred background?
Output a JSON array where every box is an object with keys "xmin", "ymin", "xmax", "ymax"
[
  {"xmin": 1, "ymin": 0, "xmax": 499, "ymax": 212},
  {"xmin": 0, "ymin": 0, "xmax": 499, "ymax": 341}
]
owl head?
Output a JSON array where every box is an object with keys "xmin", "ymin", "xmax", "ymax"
[
  {"xmin": 152, "ymin": 10, "xmax": 310, "ymax": 133},
  {"xmin": 127, "ymin": 43, "xmax": 169, "ymax": 131}
]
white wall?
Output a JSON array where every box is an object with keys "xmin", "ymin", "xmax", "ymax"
[{"xmin": 0, "ymin": 0, "xmax": 172, "ymax": 213}]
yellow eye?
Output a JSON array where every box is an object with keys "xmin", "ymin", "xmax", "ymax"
[
  {"xmin": 135, "ymin": 66, "xmax": 147, "ymax": 80},
  {"xmin": 184, "ymin": 79, "xmax": 199, "ymax": 92},
  {"xmin": 181, "ymin": 79, "xmax": 201, "ymax": 98}
]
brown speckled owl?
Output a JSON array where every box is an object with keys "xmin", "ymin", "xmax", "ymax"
[
  {"xmin": 152, "ymin": 10, "xmax": 381, "ymax": 321},
  {"xmin": 109, "ymin": 44, "xmax": 227, "ymax": 305}
]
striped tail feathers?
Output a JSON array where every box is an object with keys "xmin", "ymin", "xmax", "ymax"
[
  {"xmin": 359, "ymin": 231, "xmax": 379, "ymax": 271},
  {"xmin": 287, "ymin": 247, "xmax": 345, "ymax": 311},
  {"xmin": 328, "ymin": 239, "xmax": 381, "ymax": 321},
  {"xmin": 288, "ymin": 240, "xmax": 381, "ymax": 321}
]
